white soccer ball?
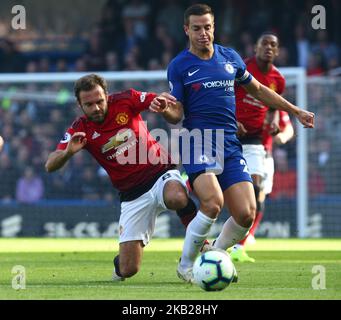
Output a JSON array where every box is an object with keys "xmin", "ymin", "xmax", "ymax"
[{"xmin": 193, "ymin": 250, "xmax": 236, "ymax": 291}]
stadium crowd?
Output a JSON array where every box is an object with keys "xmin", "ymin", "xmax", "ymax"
[
  {"xmin": 1, "ymin": 0, "xmax": 341, "ymax": 75},
  {"xmin": 0, "ymin": 0, "xmax": 340, "ymax": 203}
]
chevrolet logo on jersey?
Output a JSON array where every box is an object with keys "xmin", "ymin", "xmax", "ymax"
[{"xmin": 101, "ymin": 129, "xmax": 133, "ymax": 153}]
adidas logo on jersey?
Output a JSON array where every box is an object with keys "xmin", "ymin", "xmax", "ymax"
[{"xmin": 92, "ymin": 131, "xmax": 101, "ymax": 140}]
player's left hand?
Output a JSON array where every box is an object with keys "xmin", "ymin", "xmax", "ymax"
[
  {"xmin": 297, "ymin": 109, "xmax": 315, "ymax": 128},
  {"xmin": 149, "ymin": 92, "xmax": 177, "ymax": 113}
]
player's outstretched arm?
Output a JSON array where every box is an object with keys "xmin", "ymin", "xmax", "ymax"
[
  {"xmin": 149, "ymin": 92, "xmax": 184, "ymax": 124},
  {"xmin": 45, "ymin": 132, "xmax": 87, "ymax": 172},
  {"xmin": 243, "ymin": 78, "xmax": 315, "ymax": 128}
]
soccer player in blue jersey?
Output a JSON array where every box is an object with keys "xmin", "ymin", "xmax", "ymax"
[{"xmin": 150, "ymin": 3, "xmax": 314, "ymax": 283}]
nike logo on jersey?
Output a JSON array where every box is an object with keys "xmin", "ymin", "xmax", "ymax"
[
  {"xmin": 188, "ymin": 69, "xmax": 200, "ymax": 76},
  {"xmin": 92, "ymin": 131, "xmax": 101, "ymax": 140}
]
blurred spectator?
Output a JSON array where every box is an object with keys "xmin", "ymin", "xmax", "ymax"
[
  {"xmin": 312, "ymin": 30, "xmax": 340, "ymax": 70},
  {"xmin": 83, "ymin": 27, "xmax": 106, "ymax": 71},
  {"xmin": 16, "ymin": 166, "xmax": 44, "ymax": 203},
  {"xmin": 156, "ymin": 0, "xmax": 185, "ymax": 46},
  {"xmin": 79, "ymin": 167, "xmax": 101, "ymax": 200},
  {"xmin": 307, "ymin": 52, "xmax": 326, "ymax": 76},
  {"xmin": 0, "ymin": 39, "xmax": 25, "ymax": 73},
  {"xmin": 288, "ymin": 24, "xmax": 310, "ymax": 68},
  {"xmin": 0, "ymin": 153, "xmax": 18, "ymax": 201},
  {"xmin": 270, "ymin": 148, "xmax": 296, "ymax": 199},
  {"xmin": 122, "ymin": 0, "xmax": 151, "ymax": 40}
]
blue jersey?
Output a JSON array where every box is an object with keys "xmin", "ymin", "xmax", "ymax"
[
  {"xmin": 167, "ymin": 44, "xmax": 253, "ymax": 190},
  {"xmin": 167, "ymin": 44, "xmax": 252, "ymax": 134}
]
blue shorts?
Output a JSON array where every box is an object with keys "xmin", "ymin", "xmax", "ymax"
[{"xmin": 180, "ymin": 133, "xmax": 253, "ymax": 191}]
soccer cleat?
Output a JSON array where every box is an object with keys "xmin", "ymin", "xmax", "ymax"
[
  {"xmin": 200, "ymin": 239, "xmax": 213, "ymax": 253},
  {"xmin": 112, "ymin": 255, "xmax": 125, "ymax": 281},
  {"xmin": 230, "ymin": 248, "xmax": 255, "ymax": 263},
  {"xmin": 177, "ymin": 261, "xmax": 194, "ymax": 284},
  {"xmin": 112, "ymin": 268, "xmax": 125, "ymax": 282}
]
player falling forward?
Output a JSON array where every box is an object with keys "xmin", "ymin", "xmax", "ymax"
[
  {"xmin": 45, "ymin": 74, "xmax": 197, "ymax": 281},
  {"xmin": 231, "ymin": 32, "xmax": 294, "ymax": 262},
  {"xmin": 150, "ymin": 4, "xmax": 314, "ymax": 282}
]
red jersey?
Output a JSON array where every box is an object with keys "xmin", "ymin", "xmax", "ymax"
[
  {"xmin": 235, "ymin": 57, "xmax": 286, "ymax": 142},
  {"xmin": 262, "ymin": 111, "xmax": 292, "ymax": 153},
  {"xmin": 57, "ymin": 89, "xmax": 173, "ymax": 197}
]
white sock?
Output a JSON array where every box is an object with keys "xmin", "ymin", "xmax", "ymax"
[
  {"xmin": 213, "ymin": 217, "xmax": 250, "ymax": 251},
  {"xmin": 180, "ymin": 210, "xmax": 216, "ymax": 269}
]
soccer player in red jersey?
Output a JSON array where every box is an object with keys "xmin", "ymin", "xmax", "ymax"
[
  {"xmin": 45, "ymin": 74, "xmax": 197, "ymax": 281},
  {"xmin": 232, "ymin": 32, "xmax": 294, "ymax": 262}
]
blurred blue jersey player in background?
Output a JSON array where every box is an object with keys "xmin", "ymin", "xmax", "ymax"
[{"xmin": 149, "ymin": 3, "xmax": 315, "ymax": 283}]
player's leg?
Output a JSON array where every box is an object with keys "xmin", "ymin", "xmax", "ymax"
[
  {"xmin": 113, "ymin": 189, "xmax": 159, "ymax": 281},
  {"xmin": 213, "ymin": 181, "xmax": 256, "ymax": 250},
  {"xmin": 162, "ymin": 178, "xmax": 197, "ymax": 228},
  {"xmin": 244, "ymin": 173, "xmax": 264, "ymax": 241},
  {"xmin": 210, "ymin": 155, "xmax": 256, "ymax": 252},
  {"xmin": 113, "ymin": 240, "xmax": 144, "ymax": 279},
  {"xmin": 177, "ymin": 172, "xmax": 223, "ymax": 281},
  {"xmin": 230, "ymin": 144, "xmax": 266, "ymax": 262}
]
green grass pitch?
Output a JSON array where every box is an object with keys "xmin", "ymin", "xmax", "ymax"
[{"xmin": 0, "ymin": 238, "xmax": 340, "ymax": 300}]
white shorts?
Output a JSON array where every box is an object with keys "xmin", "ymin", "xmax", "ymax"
[
  {"xmin": 119, "ymin": 169, "xmax": 186, "ymax": 246},
  {"xmin": 242, "ymin": 144, "xmax": 266, "ymax": 178},
  {"xmin": 263, "ymin": 156, "xmax": 275, "ymax": 195}
]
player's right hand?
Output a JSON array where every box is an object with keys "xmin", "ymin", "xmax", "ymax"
[
  {"xmin": 149, "ymin": 92, "xmax": 177, "ymax": 113},
  {"xmin": 66, "ymin": 132, "xmax": 87, "ymax": 155},
  {"xmin": 297, "ymin": 109, "xmax": 315, "ymax": 128}
]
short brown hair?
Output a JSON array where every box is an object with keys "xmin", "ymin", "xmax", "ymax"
[
  {"xmin": 74, "ymin": 74, "xmax": 108, "ymax": 104},
  {"xmin": 184, "ymin": 3, "xmax": 214, "ymax": 26}
]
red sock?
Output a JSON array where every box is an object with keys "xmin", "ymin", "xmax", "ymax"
[
  {"xmin": 239, "ymin": 211, "xmax": 263, "ymax": 246},
  {"xmin": 180, "ymin": 212, "xmax": 196, "ymax": 228}
]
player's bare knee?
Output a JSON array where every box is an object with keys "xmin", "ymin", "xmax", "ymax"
[
  {"xmin": 165, "ymin": 189, "xmax": 188, "ymax": 210},
  {"xmin": 164, "ymin": 181, "xmax": 189, "ymax": 210},
  {"xmin": 243, "ymin": 206, "xmax": 256, "ymax": 227},
  {"xmin": 200, "ymin": 196, "xmax": 223, "ymax": 218}
]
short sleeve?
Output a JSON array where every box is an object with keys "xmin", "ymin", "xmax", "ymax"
[
  {"xmin": 56, "ymin": 127, "xmax": 75, "ymax": 150},
  {"xmin": 56, "ymin": 118, "xmax": 85, "ymax": 150},
  {"xmin": 279, "ymin": 111, "xmax": 291, "ymax": 130},
  {"xmin": 167, "ymin": 60, "xmax": 184, "ymax": 104},
  {"xmin": 129, "ymin": 89, "xmax": 157, "ymax": 114}
]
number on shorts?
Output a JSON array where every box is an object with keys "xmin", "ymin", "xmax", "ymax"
[{"xmin": 240, "ymin": 159, "xmax": 249, "ymax": 173}]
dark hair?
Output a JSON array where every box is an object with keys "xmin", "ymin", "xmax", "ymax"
[
  {"xmin": 184, "ymin": 3, "xmax": 214, "ymax": 26},
  {"xmin": 257, "ymin": 31, "xmax": 280, "ymax": 44},
  {"xmin": 74, "ymin": 74, "xmax": 108, "ymax": 104}
]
